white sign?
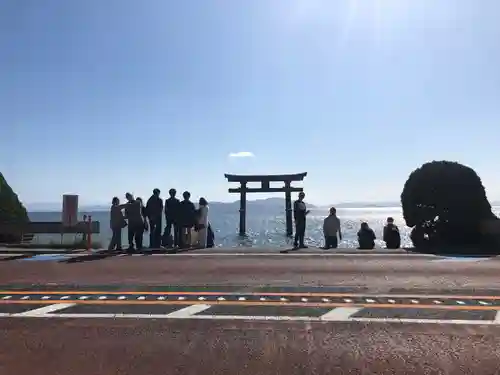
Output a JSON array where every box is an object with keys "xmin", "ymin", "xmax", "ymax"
[{"xmin": 62, "ymin": 194, "xmax": 79, "ymax": 227}]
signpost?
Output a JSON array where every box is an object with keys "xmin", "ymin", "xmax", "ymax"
[{"xmin": 62, "ymin": 194, "xmax": 79, "ymax": 227}]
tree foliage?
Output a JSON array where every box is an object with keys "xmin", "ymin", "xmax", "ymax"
[
  {"xmin": 401, "ymin": 161, "xmax": 497, "ymax": 251},
  {"xmin": 0, "ymin": 172, "xmax": 30, "ymax": 243}
]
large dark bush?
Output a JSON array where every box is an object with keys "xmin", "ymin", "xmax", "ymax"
[
  {"xmin": 0, "ymin": 172, "xmax": 30, "ymax": 243},
  {"xmin": 401, "ymin": 161, "xmax": 498, "ymax": 252}
]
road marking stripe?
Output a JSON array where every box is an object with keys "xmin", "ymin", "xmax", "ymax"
[
  {"xmin": 1, "ymin": 299, "xmax": 499, "ymax": 310},
  {"xmin": 320, "ymin": 307, "xmax": 362, "ymax": 321},
  {"xmin": 14, "ymin": 303, "xmax": 76, "ymax": 317},
  {"xmin": 349, "ymin": 317, "xmax": 496, "ymax": 325},
  {"xmin": 0, "ymin": 290, "xmax": 498, "ymax": 302},
  {"xmin": 0, "ymin": 295, "xmax": 492, "ymax": 307},
  {"xmin": 165, "ymin": 304, "xmax": 211, "ymax": 318},
  {"xmin": 5, "ymin": 312, "xmax": 498, "ymax": 324},
  {"xmin": 5, "ymin": 290, "xmax": 499, "ymax": 300},
  {"xmin": 112, "ymin": 253, "xmax": 430, "ymax": 257}
]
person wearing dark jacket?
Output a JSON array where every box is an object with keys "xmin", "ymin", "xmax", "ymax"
[
  {"xmin": 164, "ymin": 188, "xmax": 181, "ymax": 248},
  {"xmin": 293, "ymin": 192, "xmax": 309, "ymax": 249},
  {"xmin": 178, "ymin": 191, "xmax": 196, "ymax": 248},
  {"xmin": 357, "ymin": 222, "xmax": 376, "ymax": 250},
  {"xmin": 146, "ymin": 188, "xmax": 163, "ymax": 248},
  {"xmin": 108, "ymin": 197, "xmax": 127, "ymax": 251},
  {"xmin": 124, "ymin": 193, "xmax": 146, "ymax": 252},
  {"xmin": 383, "ymin": 217, "xmax": 401, "ymax": 249}
]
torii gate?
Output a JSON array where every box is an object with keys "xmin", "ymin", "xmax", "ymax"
[{"xmin": 224, "ymin": 172, "xmax": 307, "ymax": 236}]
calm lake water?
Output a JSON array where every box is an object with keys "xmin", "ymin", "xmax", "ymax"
[{"xmin": 28, "ymin": 206, "xmax": 500, "ymax": 249}]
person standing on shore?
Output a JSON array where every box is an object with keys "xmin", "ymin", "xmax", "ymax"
[
  {"xmin": 108, "ymin": 197, "xmax": 127, "ymax": 251},
  {"xmin": 136, "ymin": 197, "xmax": 148, "ymax": 249},
  {"xmin": 293, "ymin": 192, "xmax": 310, "ymax": 249},
  {"xmin": 124, "ymin": 193, "xmax": 146, "ymax": 253},
  {"xmin": 196, "ymin": 197, "xmax": 209, "ymax": 248},
  {"xmin": 178, "ymin": 191, "xmax": 196, "ymax": 248},
  {"xmin": 322, "ymin": 207, "xmax": 342, "ymax": 249},
  {"xmin": 164, "ymin": 188, "xmax": 181, "ymax": 248},
  {"xmin": 146, "ymin": 188, "xmax": 163, "ymax": 248}
]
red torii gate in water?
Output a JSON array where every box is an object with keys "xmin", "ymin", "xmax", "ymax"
[{"xmin": 224, "ymin": 172, "xmax": 308, "ymax": 236}]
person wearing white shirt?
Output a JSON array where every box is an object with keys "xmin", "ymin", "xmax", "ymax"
[{"xmin": 196, "ymin": 197, "xmax": 209, "ymax": 248}]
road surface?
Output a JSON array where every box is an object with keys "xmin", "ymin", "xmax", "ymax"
[{"xmin": 1, "ymin": 252, "xmax": 500, "ymax": 374}]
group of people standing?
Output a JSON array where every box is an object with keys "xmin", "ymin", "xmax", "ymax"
[
  {"xmin": 294, "ymin": 192, "xmax": 401, "ymax": 250},
  {"xmin": 108, "ymin": 188, "xmax": 214, "ymax": 252}
]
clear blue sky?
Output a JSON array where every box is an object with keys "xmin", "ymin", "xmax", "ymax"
[{"xmin": 2, "ymin": 0, "xmax": 500, "ymax": 206}]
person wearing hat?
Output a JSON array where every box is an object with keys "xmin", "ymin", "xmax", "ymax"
[{"xmin": 383, "ymin": 217, "xmax": 401, "ymax": 249}]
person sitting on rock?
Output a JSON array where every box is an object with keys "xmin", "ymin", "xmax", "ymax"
[
  {"xmin": 383, "ymin": 217, "xmax": 401, "ymax": 249},
  {"xmin": 357, "ymin": 222, "xmax": 376, "ymax": 250}
]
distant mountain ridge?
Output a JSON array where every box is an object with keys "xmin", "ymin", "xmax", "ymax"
[{"xmin": 25, "ymin": 198, "xmax": 500, "ymax": 212}]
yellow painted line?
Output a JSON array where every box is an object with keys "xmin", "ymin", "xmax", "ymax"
[
  {"xmin": 2, "ymin": 290, "xmax": 500, "ymax": 300},
  {"xmin": 0, "ymin": 299, "xmax": 499, "ymax": 311}
]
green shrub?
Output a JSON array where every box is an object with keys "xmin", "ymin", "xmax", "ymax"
[
  {"xmin": 0, "ymin": 172, "xmax": 30, "ymax": 243},
  {"xmin": 401, "ymin": 161, "xmax": 498, "ymax": 253}
]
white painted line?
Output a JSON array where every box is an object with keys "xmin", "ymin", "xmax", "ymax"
[
  {"xmin": 433, "ymin": 258, "xmax": 488, "ymax": 263},
  {"xmin": 321, "ymin": 307, "xmax": 363, "ymax": 321},
  {"xmin": 148, "ymin": 253, "xmax": 432, "ymax": 257},
  {"xmin": 165, "ymin": 304, "xmax": 212, "ymax": 318},
  {"xmin": 0, "ymin": 313, "xmax": 10, "ymax": 317},
  {"xmin": 193, "ymin": 315, "xmax": 317, "ymax": 321},
  {"xmin": 2, "ymin": 296, "xmax": 12, "ymax": 300},
  {"xmin": 5, "ymin": 312, "xmax": 498, "ymax": 325},
  {"xmin": 350, "ymin": 317, "xmax": 496, "ymax": 325},
  {"xmin": 495, "ymin": 311, "xmax": 500, "ymax": 323},
  {"xmin": 14, "ymin": 303, "xmax": 76, "ymax": 317},
  {"xmin": 47, "ymin": 313, "xmax": 115, "ymax": 319}
]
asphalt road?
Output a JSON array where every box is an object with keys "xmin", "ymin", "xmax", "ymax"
[{"xmin": 1, "ymin": 252, "xmax": 500, "ymax": 374}]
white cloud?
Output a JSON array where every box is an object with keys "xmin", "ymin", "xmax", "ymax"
[{"xmin": 228, "ymin": 151, "xmax": 255, "ymax": 158}]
